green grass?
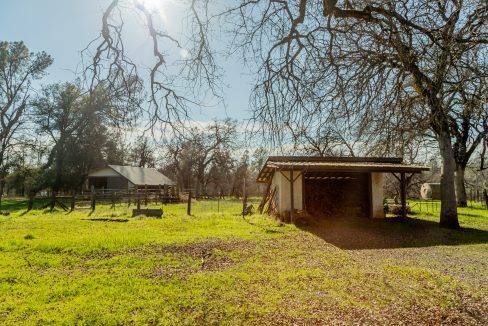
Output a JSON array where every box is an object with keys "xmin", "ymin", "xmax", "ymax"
[{"xmin": 0, "ymin": 199, "xmax": 487, "ymax": 325}]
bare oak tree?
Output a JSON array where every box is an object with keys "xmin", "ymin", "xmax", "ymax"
[
  {"xmin": 88, "ymin": 1, "xmax": 486, "ymax": 228},
  {"xmin": 225, "ymin": 0, "xmax": 487, "ymax": 228},
  {"xmin": 0, "ymin": 41, "xmax": 52, "ymax": 206},
  {"xmin": 83, "ymin": 0, "xmax": 219, "ymax": 132}
]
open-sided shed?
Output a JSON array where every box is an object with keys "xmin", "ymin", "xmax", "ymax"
[
  {"xmin": 257, "ymin": 156, "xmax": 429, "ymax": 220},
  {"xmin": 87, "ymin": 165, "xmax": 175, "ymax": 191}
]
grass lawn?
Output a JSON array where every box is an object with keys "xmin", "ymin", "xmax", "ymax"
[{"xmin": 0, "ymin": 198, "xmax": 487, "ymax": 325}]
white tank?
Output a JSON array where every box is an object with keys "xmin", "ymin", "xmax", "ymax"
[{"xmin": 420, "ymin": 183, "xmax": 441, "ymax": 200}]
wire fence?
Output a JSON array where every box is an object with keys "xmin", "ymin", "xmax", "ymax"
[
  {"xmin": 1, "ymin": 191, "xmax": 262, "ymax": 217},
  {"xmin": 409, "ymin": 199, "xmax": 487, "ymax": 215}
]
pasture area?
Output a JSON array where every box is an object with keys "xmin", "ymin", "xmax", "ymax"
[{"xmin": 0, "ymin": 199, "xmax": 487, "ymax": 325}]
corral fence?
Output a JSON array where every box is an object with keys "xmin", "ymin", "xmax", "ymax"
[
  {"xmin": 25, "ymin": 188, "xmax": 180, "ymax": 212},
  {"xmin": 18, "ymin": 186, "xmax": 260, "ymax": 217},
  {"xmin": 409, "ymin": 199, "xmax": 487, "ymax": 215}
]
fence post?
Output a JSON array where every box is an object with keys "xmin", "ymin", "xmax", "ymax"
[
  {"xmin": 111, "ymin": 192, "xmax": 116, "ymax": 209},
  {"xmin": 159, "ymin": 185, "xmax": 163, "ymax": 205},
  {"xmin": 144, "ymin": 185, "xmax": 148, "ymax": 206},
  {"xmin": 90, "ymin": 186, "xmax": 96, "ymax": 211},
  {"xmin": 128, "ymin": 190, "xmax": 131, "ymax": 207},
  {"xmin": 137, "ymin": 189, "xmax": 141, "ymax": 210},
  {"xmin": 187, "ymin": 190, "xmax": 192, "ymax": 215},
  {"xmin": 242, "ymin": 177, "xmax": 247, "ymax": 218},
  {"xmin": 70, "ymin": 192, "xmax": 76, "ymax": 212},
  {"xmin": 27, "ymin": 191, "xmax": 35, "ymax": 211}
]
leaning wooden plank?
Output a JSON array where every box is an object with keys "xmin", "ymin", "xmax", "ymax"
[
  {"xmin": 265, "ymin": 187, "xmax": 277, "ymax": 214},
  {"xmin": 258, "ymin": 183, "xmax": 272, "ymax": 213}
]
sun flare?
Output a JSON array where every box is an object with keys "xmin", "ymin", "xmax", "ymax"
[{"xmin": 135, "ymin": 0, "xmax": 168, "ymax": 12}]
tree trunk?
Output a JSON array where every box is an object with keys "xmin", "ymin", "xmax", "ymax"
[
  {"xmin": 455, "ymin": 165, "xmax": 468, "ymax": 207},
  {"xmin": 0, "ymin": 179, "xmax": 4, "ymax": 210},
  {"xmin": 438, "ymin": 132, "xmax": 460, "ymax": 229}
]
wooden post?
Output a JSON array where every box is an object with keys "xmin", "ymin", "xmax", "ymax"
[
  {"xmin": 70, "ymin": 192, "xmax": 76, "ymax": 212},
  {"xmin": 368, "ymin": 173, "xmax": 373, "ymax": 219},
  {"xmin": 50, "ymin": 189, "xmax": 56, "ymax": 211},
  {"xmin": 242, "ymin": 176, "xmax": 247, "ymax": 218},
  {"xmin": 90, "ymin": 186, "xmax": 96, "ymax": 211},
  {"xmin": 187, "ymin": 190, "xmax": 192, "ymax": 215},
  {"xmin": 159, "ymin": 185, "xmax": 163, "ymax": 205},
  {"xmin": 111, "ymin": 192, "xmax": 116, "ymax": 209},
  {"xmin": 137, "ymin": 189, "xmax": 141, "ymax": 210},
  {"xmin": 400, "ymin": 172, "xmax": 407, "ymax": 219},
  {"xmin": 27, "ymin": 191, "xmax": 35, "ymax": 211},
  {"xmin": 144, "ymin": 185, "xmax": 148, "ymax": 206},
  {"xmin": 128, "ymin": 190, "xmax": 131, "ymax": 207},
  {"xmin": 290, "ymin": 169, "xmax": 294, "ymax": 222}
]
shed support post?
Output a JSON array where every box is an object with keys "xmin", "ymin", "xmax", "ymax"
[
  {"xmin": 290, "ymin": 169, "xmax": 294, "ymax": 223},
  {"xmin": 400, "ymin": 172, "xmax": 407, "ymax": 219}
]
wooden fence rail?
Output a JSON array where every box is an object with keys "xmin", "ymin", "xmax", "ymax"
[{"xmin": 25, "ymin": 188, "xmax": 182, "ymax": 212}]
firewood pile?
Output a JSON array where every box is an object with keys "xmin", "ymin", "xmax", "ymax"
[{"xmin": 304, "ymin": 176, "xmax": 368, "ymax": 218}]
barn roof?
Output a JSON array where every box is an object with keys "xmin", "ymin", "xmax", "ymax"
[
  {"xmin": 256, "ymin": 156, "xmax": 429, "ymax": 183},
  {"xmin": 89, "ymin": 165, "xmax": 175, "ymax": 186}
]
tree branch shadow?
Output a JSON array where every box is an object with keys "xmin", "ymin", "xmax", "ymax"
[{"xmin": 297, "ymin": 216, "xmax": 488, "ymax": 250}]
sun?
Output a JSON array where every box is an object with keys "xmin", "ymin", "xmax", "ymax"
[{"xmin": 135, "ymin": 0, "xmax": 169, "ymax": 12}]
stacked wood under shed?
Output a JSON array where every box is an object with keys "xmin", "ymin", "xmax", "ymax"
[{"xmin": 304, "ymin": 172, "xmax": 369, "ymax": 218}]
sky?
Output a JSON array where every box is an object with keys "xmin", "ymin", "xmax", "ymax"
[{"xmin": 0, "ymin": 0, "xmax": 255, "ymax": 125}]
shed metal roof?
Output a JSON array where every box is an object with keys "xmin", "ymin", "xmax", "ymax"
[
  {"xmin": 89, "ymin": 165, "xmax": 175, "ymax": 186},
  {"xmin": 256, "ymin": 156, "xmax": 429, "ymax": 183}
]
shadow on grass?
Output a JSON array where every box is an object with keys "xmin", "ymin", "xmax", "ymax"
[
  {"xmin": 0, "ymin": 198, "xmax": 51, "ymax": 212},
  {"xmin": 81, "ymin": 218, "xmax": 129, "ymax": 222},
  {"xmin": 297, "ymin": 216, "xmax": 488, "ymax": 250},
  {"xmin": 0, "ymin": 199, "xmax": 29, "ymax": 212}
]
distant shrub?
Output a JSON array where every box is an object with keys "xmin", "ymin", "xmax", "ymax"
[{"xmin": 24, "ymin": 234, "xmax": 35, "ymax": 240}]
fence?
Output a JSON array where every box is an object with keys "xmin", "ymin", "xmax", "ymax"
[
  {"xmin": 409, "ymin": 199, "xmax": 487, "ymax": 215},
  {"xmin": 15, "ymin": 188, "xmax": 261, "ymax": 217}
]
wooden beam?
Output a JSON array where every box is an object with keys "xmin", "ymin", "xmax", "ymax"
[
  {"xmin": 290, "ymin": 169, "xmax": 294, "ymax": 222},
  {"xmin": 292, "ymin": 171, "xmax": 302, "ymax": 182},
  {"xmin": 279, "ymin": 170, "xmax": 291, "ymax": 182},
  {"xmin": 301, "ymin": 170, "xmax": 305, "ymax": 212},
  {"xmin": 400, "ymin": 172, "xmax": 407, "ymax": 219},
  {"xmin": 368, "ymin": 173, "xmax": 373, "ymax": 219}
]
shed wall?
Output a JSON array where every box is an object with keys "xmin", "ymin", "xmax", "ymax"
[
  {"xmin": 107, "ymin": 176, "xmax": 130, "ymax": 190},
  {"xmin": 370, "ymin": 172, "xmax": 385, "ymax": 218},
  {"xmin": 271, "ymin": 170, "xmax": 303, "ymax": 213}
]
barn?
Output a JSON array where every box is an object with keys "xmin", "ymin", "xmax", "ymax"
[
  {"xmin": 257, "ymin": 156, "xmax": 429, "ymax": 220},
  {"xmin": 86, "ymin": 165, "xmax": 175, "ymax": 191}
]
